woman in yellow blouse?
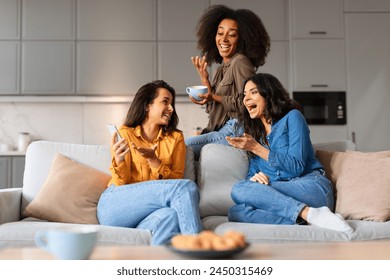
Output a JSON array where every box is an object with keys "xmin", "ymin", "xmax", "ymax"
[{"xmin": 97, "ymin": 80, "xmax": 202, "ymax": 245}]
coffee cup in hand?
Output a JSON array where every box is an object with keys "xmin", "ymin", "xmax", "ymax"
[
  {"xmin": 35, "ymin": 227, "xmax": 98, "ymax": 260},
  {"xmin": 186, "ymin": 85, "xmax": 208, "ymax": 101}
]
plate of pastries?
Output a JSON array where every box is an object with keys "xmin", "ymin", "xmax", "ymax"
[{"xmin": 166, "ymin": 230, "xmax": 249, "ymax": 258}]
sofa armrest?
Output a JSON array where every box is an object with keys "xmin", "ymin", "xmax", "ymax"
[{"xmin": 0, "ymin": 188, "xmax": 22, "ymax": 224}]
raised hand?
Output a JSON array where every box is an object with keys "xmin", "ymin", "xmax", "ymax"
[
  {"xmin": 111, "ymin": 133, "xmax": 129, "ymax": 165},
  {"xmin": 131, "ymin": 142, "xmax": 161, "ymax": 169},
  {"xmin": 131, "ymin": 143, "xmax": 158, "ymax": 159},
  {"xmin": 226, "ymin": 133, "xmax": 259, "ymax": 152},
  {"xmin": 191, "ymin": 55, "xmax": 209, "ymax": 83}
]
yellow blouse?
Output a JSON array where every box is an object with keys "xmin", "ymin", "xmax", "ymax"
[{"xmin": 108, "ymin": 125, "xmax": 186, "ymax": 186}]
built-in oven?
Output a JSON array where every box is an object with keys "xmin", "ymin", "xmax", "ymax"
[{"xmin": 292, "ymin": 91, "xmax": 346, "ymax": 125}]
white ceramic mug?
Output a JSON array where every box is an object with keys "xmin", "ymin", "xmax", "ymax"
[
  {"xmin": 0, "ymin": 144, "xmax": 13, "ymax": 152},
  {"xmin": 186, "ymin": 85, "xmax": 208, "ymax": 101},
  {"xmin": 35, "ymin": 227, "xmax": 98, "ymax": 260}
]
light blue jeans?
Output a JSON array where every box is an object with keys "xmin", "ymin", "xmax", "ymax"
[
  {"xmin": 185, "ymin": 118, "xmax": 243, "ymax": 159},
  {"xmin": 228, "ymin": 170, "xmax": 334, "ymax": 225},
  {"xmin": 97, "ymin": 179, "xmax": 202, "ymax": 245}
]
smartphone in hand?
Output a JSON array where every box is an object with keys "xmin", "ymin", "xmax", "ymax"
[{"xmin": 106, "ymin": 124, "xmax": 122, "ymax": 141}]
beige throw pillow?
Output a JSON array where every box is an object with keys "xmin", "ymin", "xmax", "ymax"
[
  {"xmin": 23, "ymin": 153, "xmax": 110, "ymax": 224},
  {"xmin": 316, "ymin": 149, "xmax": 390, "ymax": 189},
  {"xmin": 336, "ymin": 154, "xmax": 390, "ymax": 222},
  {"xmin": 315, "ymin": 150, "xmax": 349, "ymax": 188}
]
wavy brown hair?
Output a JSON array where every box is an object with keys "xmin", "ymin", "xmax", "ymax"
[
  {"xmin": 124, "ymin": 80, "xmax": 180, "ymax": 134},
  {"xmin": 195, "ymin": 5, "xmax": 270, "ymax": 68},
  {"xmin": 238, "ymin": 73, "xmax": 301, "ymax": 144}
]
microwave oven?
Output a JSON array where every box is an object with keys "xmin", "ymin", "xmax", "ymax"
[{"xmin": 293, "ymin": 91, "xmax": 346, "ymax": 125}]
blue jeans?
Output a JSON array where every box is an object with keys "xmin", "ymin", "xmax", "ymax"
[
  {"xmin": 228, "ymin": 170, "xmax": 334, "ymax": 225},
  {"xmin": 185, "ymin": 119, "xmax": 243, "ymax": 159},
  {"xmin": 97, "ymin": 179, "xmax": 203, "ymax": 245}
]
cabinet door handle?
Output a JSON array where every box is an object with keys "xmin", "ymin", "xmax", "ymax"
[
  {"xmin": 309, "ymin": 31, "xmax": 327, "ymax": 35},
  {"xmin": 311, "ymin": 84, "xmax": 329, "ymax": 88},
  {"xmin": 351, "ymin": 132, "xmax": 356, "ymax": 144}
]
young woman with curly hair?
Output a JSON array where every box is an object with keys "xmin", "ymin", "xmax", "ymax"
[{"xmin": 185, "ymin": 5, "xmax": 271, "ymax": 159}]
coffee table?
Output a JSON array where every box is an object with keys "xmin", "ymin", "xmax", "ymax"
[{"xmin": 0, "ymin": 241, "xmax": 390, "ymax": 260}]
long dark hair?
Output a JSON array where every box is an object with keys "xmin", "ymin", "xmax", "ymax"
[
  {"xmin": 123, "ymin": 80, "xmax": 179, "ymax": 133},
  {"xmin": 195, "ymin": 5, "xmax": 270, "ymax": 68},
  {"xmin": 239, "ymin": 73, "xmax": 301, "ymax": 143}
]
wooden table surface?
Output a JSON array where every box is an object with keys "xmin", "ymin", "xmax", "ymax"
[{"xmin": 1, "ymin": 241, "xmax": 390, "ymax": 260}]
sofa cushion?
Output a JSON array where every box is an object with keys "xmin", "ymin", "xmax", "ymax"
[
  {"xmin": 313, "ymin": 140, "xmax": 356, "ymax": 152},
  {"xmin": 316, "ymin": 149, "xmax": 390, "ymax": 195},
  {"xmin": 203, "ymin": 216, "xmax": 390, "ymax": 242},
  {"xmin": 336, "ymin": 152, "xmax": 390, "ymax": 222},
  {"xmin": 23, "ymin": 153, "xmax": 111, "ymax": 224},
  {"xmin": 198, "ymin": 144, "xmax": 248, "ymax": 218},
  {"xmin": 0, "ymin": 218, "xmax": 151, "ymax": 247},
  {"xmin": 315, "ymin": 150, "xmax": 350, "ymax": 189}
]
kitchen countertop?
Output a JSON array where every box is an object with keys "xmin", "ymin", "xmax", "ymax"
[{"xmin": 0, "ymin": 151, "xmax": 26, "ymax": 156}]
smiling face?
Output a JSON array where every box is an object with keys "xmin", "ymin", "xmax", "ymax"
[
  {"xmin": 146, "ymin": 88, "xmax": 174, "ymax": 127},
  {"xmin": 243, "ymin": 80, "xmax": 267, "ymax": 122},
  {"xmin": 215, "ymin": 18, "xmax": 239, "ymax": 63}
]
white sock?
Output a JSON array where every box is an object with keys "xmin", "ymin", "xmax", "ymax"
[{"xmin": 307, "ymin": 206, "xmax": 353, "ymax": 233}]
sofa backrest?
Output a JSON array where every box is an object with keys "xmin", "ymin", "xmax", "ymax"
[
  {"xmin": 21, "ymin": 140, "xmax": 355, "ymax": 218},
  {"xmin": 197, "ymin": 144, "xmax": 248, "ymax": 218},
  {"xmin": 313, "ymin": 140, "xmax": 356, "ymax": 152},
  {"xmin": 21, "ymin": 141, "xmax": 195, "ymax": 214}
]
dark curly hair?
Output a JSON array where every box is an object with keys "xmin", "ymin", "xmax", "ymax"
[
  {"xmin": 195, "ymin": 5, "xmax": 270, "ymax": 68},
  {"xmin": 238, "ymin": 73, "xmax": 301, "ymax": 144},
  {"xmin": 124, "ymin": 80, "xmax": 180, "ymax": 134}
]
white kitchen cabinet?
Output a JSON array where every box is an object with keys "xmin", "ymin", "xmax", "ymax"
[
  {"xmin": 0, "ymin": 157, "xmax": 11, "ymax": 188},
  {"xmin": 77, "ymin": 0, "xmax": 155, "ymax": 40},
  {"xmin": 76, "ymin": 42, "xmax": 156, "ymax": 95},
  {"xmin": 158, "ymin": 42, "xmax": 200, "ymax": 94},
  {"xmin": 211, "ymin": 0, "xmax": 288, "ymax": 40},
  {"xmin": 0, "ymin": 41, "xmax": 19, "ymax": 94},
  {"xmin": 259, "ymin": 41, "xmax": 289, "ymax": 89},
  {"xmin": 157, "ymin": 0, "xmax": 208, "ymax": 41},
  {"xmin": 21, "ymin": 41, "xmax": 74, "ymax": 94},
  {"xmin": 345, "ymin": 13, "xmax": 390, "ymax": 152},
  {"xmin": 291, "ymin": 0, "xmax": 344, "ymax": 38},
  {"xmin": 292, "ymin": 39, "xmax": 345, "ymax": 91},
  {"xmin": 22, "ymin": 0, "xmax": 74, "ymax": 39},
  {"xmin": 344, "ymin": 0, "xmax": 390, "ymax": 12},
  {"xmin": 0, "ymin": 0, "xmax": 19, "ymax": 39},
  {"xmin": 0, "ymin": 155, "xmax": 25, "ymax": 189}
]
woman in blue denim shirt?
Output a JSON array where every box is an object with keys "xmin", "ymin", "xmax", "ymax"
[{"xmin": 226, "ymin": 73, "xmax": 353, "ymax": 232}]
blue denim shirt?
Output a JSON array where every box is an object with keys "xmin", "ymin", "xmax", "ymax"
[{"xmin": 247, "ymin": 109, "xmax": 323, "ymax": 182}]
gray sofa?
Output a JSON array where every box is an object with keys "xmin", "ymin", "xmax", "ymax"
[{"xmin": 1, "ymin": 140, "xmax": 390, "ymax": 248}]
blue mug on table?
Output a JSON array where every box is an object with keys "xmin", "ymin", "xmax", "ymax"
[{"xmin": 35, "ymin": 227, "xmax": 98, "ymax": 260}]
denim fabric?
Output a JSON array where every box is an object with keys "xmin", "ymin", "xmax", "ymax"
[
  {"xmin": 247, "ymin": 109, "xmax": 323, "ymax": 182},
  {"xmin": 229, "ymin": 170, "xmax": 334, "ymax": 225},
  {"xmin": 185, "ymin": 118, "xmax": 243, "ymax": 159},
  {"xmin": 97, "ymin": 179, "xmax": 202, "ymax": 245},
  {"xmin": 136, "ymin": 208, "xmax": 180, "ymax": 245}
]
